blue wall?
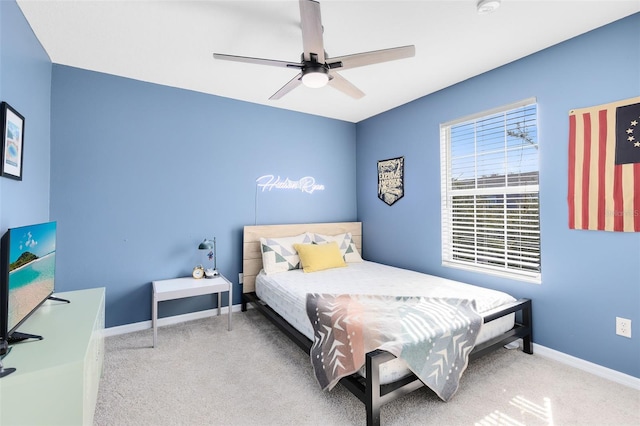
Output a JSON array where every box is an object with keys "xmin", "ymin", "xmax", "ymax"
[
  {"xmin": 49, "ymin": 65, "xmax": 357, "ymax": 327},
  {"xmin": 4, "ymin": 0, "xmax": 638, "ymax": 379},
  {"xmin": 356, "ymin": 13, "xmax": 640, "ymax": 378},
  {"xmin": 0, "ymin": 1, "xmax": 51, "ymax": 230}
]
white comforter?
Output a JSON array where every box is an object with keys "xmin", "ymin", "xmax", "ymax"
[{"xmin": 255, "ymin": 261, "xmax": 516, "ymax": 385}]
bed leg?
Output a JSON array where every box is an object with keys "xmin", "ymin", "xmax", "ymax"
[
  {"xmin": 241, "ymin": 294, "xmax": 248, "ymax": 312},
  {"xmin": 365, "ymin": 350, "xmax": 382, "ymax": 426},
  {"xmin": 522, "ymin": 299, "xmax": 533, "ymax": 354}
]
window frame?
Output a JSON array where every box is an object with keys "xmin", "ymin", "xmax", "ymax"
[{"xmin": 440, "ymin": 98, "xmax": 541, "ymax": 284}]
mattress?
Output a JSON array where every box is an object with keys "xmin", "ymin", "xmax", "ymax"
[{"xmin": 255, "ymin": 261, "xmax": 516, "ymax": 385}]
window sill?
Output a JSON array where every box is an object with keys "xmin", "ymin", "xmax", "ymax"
[{"xmin": 442, "ymin": 260, "xmax": 541, "ymax": 284}]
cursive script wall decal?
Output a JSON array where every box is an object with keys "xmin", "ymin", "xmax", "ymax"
[{"xmin": 256, "ymin": 175, "xmax": 325, "ymax": 194}]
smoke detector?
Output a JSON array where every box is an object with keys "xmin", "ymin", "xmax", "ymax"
[{"xmin": 477, "ymin": 0, "xmax": 501, "ymax": 14}]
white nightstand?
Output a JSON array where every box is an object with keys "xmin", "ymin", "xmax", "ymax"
[{"xmin": 152, "ymin": 275, "xmax": 232, "ymax": 348}]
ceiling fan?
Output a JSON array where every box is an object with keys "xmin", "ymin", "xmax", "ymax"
[{"xmin": 213, "ymin": 0, "xmax": 415, "ymax": 100}]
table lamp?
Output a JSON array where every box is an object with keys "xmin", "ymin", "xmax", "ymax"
[{"xmin": 198, "ymin": 237, "xmax": 218, "ymax": 278}]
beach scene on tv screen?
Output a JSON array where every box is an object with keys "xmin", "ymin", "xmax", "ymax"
[{"xmin": 7, "ymin": 222, "xmax": 56, "ymax": 331}]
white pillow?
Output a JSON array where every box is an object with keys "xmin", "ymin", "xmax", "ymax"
[
  {"xmin": 312, "ymin": 232, "xmax": 363, "ymax": 263},
  {"xmin": 260, "ymin": 233, "xmax": 312, "ymax": 274}
]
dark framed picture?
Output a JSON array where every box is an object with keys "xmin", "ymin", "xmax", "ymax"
[
  {"xmin": 377, "ymin": 156, "xmax": 404, "ymax": 206},
  {"xmin": 1, "ymin": 102, "xmax": 25, "ymax": 181}
]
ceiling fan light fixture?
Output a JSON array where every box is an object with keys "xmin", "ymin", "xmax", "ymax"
[
  {"xmin": 477, "ymin": 0, "xmax": 501, "ymax": 15},
  {"xmin": 301, "ymin": 66, "xmax": 329, "ymax": 88},
  {"xmin": 213, "ymin": 0, "xmax": 415, "ymax": 99}
]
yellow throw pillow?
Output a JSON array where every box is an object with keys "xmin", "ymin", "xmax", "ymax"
[{"xmin": 293, "ymin": 242, "xmax": 347, "ymax": 273}]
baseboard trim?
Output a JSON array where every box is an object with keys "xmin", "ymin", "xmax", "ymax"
[
  {"xmin": 104, "ymin": 310, "xmax": 639, "ymax": 390},
  {"xmin": 103, "ymin": 303, "xmax": 244, "ymax": 337},
  {"xmin": 532, "ymin": 343, "xmax": 640, "ymax": 390}
]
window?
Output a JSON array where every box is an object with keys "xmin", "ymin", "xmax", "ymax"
[{"xmin": 440, "ymin": 98, "xmax": 540, "ymax": 283}]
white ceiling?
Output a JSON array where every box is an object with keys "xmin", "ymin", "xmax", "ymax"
[{"xmin": 16, "ymin": 0, "xmax": 640, "ymax": 123}]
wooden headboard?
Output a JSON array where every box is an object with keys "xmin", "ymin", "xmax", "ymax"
[{"xmin": 242, "ymin": 222, "xmax": 362, "ymax": 293}]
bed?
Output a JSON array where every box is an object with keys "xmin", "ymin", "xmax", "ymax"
[{"xmin": 242, "ymin": 222, "xmax": 533, "ymax": 426}]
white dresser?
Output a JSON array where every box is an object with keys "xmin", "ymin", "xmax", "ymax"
[{"xmin": 0, "ymin": 287, "xmax": 105, "ymax": 425}]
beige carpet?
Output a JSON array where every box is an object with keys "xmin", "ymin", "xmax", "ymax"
[{"xmin": 94, "ymin": 310, "xmax": 640, "ymax": 426}]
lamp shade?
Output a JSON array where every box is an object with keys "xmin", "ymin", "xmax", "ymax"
[{"xmin": 198, "ymin": 239, "xmax": 214, "ymax": 250}]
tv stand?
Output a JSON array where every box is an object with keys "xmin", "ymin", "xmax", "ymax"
[
  {"xmin": 0, "ymin": 288, "xmax": 105, "ymax": 425},
  {"xmin": 48, "ymin": 295, "xmax": 71, "ymax": 303},
  {"xmin": 7, "ymin": 331, "xmax": 43, "ymax": 344}
]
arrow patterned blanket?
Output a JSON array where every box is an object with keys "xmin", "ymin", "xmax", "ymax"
[{"xmin": 306, "ymin": 293, "xmax": 482, "ymax": 401}]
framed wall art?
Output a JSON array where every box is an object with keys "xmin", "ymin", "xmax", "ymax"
[
  {"xmin": 377, "ymin": 156, "xmax": 404, "ymax": 206},
  {"xmin": 1, "ymin": 102, "xmax": 25, "ymax": 181}
]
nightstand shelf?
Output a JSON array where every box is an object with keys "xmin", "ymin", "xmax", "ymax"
[{"xmin": 152, "ymin": 275, "xmax": 232, "ymax": 347}]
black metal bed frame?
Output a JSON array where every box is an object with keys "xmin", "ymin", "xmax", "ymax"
[{"xmin": 242, "ymin": 292, "xmax": 533, "ymax": 426}]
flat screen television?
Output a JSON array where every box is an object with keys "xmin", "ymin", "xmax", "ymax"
[{"xmin": 0, "ymin": 221, "xmax": 57, "ymax": 343}]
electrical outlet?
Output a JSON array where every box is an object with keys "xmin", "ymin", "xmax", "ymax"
[
  {"xmin": 238, "ymin": 273, "xmax": 243, "ymax": 284},
  {"xmin": 616, "ymin": 317, "xmax": 632, "ymax": 338}
]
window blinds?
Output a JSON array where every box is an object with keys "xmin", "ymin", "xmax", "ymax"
[{"xmin": 440, "ymin": 99, "xmax": 540, "ymax": 282}]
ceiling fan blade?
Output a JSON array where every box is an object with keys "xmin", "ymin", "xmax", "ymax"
[
  {"xmin": 327, "ymin": 45, "xmax": 415, "ymax": 71},
  {"xmin": 299, "ymin": 0, "xmax": 325, "ymax": 63},
  {"xmin": 328, "ymin": 72, "xmax": 365, "ymax": 99},
  {"xmin": 269, "ymin": 73, "xmax": 303, "ymax": 100},
  {"xmin": 213, "ymin": 53, "xmax": 300, "ymax": 69}
]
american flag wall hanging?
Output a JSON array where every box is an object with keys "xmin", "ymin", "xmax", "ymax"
[{"xmin": 568, "ymin": 96, "xmax": 640, "ymax": 232}]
